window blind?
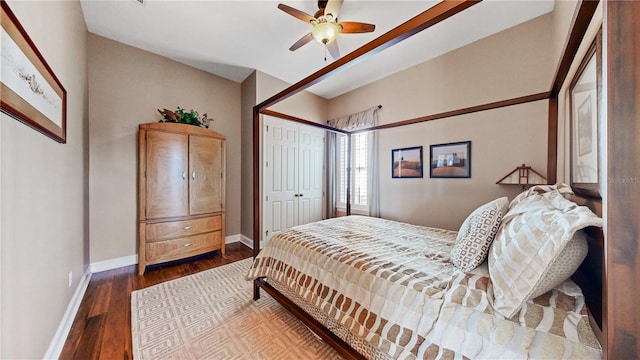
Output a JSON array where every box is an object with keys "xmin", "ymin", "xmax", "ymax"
[{"xmin": 337, "ymin": 133, "xmax": 367, "ymax": 209}]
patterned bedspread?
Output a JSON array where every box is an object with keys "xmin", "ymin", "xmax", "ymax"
[{"xmin": 246, "ymin": 216, "xmax": 602, "ymax": 359}]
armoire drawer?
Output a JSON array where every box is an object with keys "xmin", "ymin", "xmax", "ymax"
[
  {"xmin": 146, "ymin": 231, "xmax": 222, "ymax": 263},
  {"xmin": 146, "ymin": 215, "xmax": 221, "ymax": 242}
]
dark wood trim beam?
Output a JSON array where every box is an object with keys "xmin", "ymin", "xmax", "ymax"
[
  {"xmin": 261, "ymin": 109, "xmax": 350, "ymax": 134},
  {"xmin": 547, "ymin": 95, "xmax": 558, "ymax": 184},
  {"xmin": 605, "ymin": 1, "xmax": 640, "ymax": 358},
  {"xmin": 550, "ymin": 0, "xmax": 600, "ymax": 95},
  {"xmin": 252, "ymin": 107, "xmax": 260, "ymax": 264},
  {"xmin": 353, "ymin": 92, "xmax": 549, "ymax": 134},
  {"xmin": 255, "ymin": 0, "xmax": 481, "ymax": 112}
]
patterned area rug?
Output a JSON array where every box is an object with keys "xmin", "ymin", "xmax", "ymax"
[{"xmin": 131, "ymin": 258, "xmax": 342, "ymax": 359}]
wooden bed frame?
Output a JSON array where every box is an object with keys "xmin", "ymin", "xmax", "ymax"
[{"xmin": 251, "ymin": 1, "xmax": 639, "ymax": 358}]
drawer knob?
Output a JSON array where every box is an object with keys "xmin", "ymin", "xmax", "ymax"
[
  {"xmin": 183, "ymin": 243, "xmax": 192, "ymax": 247},
  {"xmin": 184, "ymin": 226, "xmax": 193, "ymax": 230}
]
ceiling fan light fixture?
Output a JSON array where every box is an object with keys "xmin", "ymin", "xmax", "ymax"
[{"xmin": 312, "ymin": 21, "xmax": 339, "ymax": 44}]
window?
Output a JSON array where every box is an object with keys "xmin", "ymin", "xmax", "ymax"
[{"xmin": 337, "ymin": 133, "xmax": 368, "ymax": 213}]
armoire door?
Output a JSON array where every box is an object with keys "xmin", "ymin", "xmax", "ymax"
[
  {"xmin": 145, "ymin": 130, "xmax": 189, "ymax": 219},
  {"xmin": 189, "ymin": 135, "xmax": 223, "ymax": 215}
]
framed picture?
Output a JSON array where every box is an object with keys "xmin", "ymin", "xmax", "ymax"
[
  {"xmin": 569, "ymin": 30, "xmax": 601, "ymax": 198},
  {"xmin": 392, "ymin": 146, "xmax": 423, "ymax": 178},
  {"xmin": 0, "ymin": 1, "xmax": 67, "ymax": 143},
  {"xmin": 430, "ymin": 141, "xmax": 471, "ymax": 178}
]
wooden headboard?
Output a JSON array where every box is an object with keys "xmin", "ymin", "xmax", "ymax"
[{"xmin": 570, "ymin": 194, "xmax": 604, "ymax": 339}]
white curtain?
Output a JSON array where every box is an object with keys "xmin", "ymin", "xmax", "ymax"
[
  {"xmin": 326, "ymin": 131, "xmax": 337, "ymax": 218},
  {"xmin": 327, "ymin": 106, "xmax": 380, "ymax": 217},
  {"xmin": 367, "ymin": 130, "xmax": 380, "ymax": 217},
  {"xmin": 328, "ymin": 106, "xmax": 379, "ymax": 131}
]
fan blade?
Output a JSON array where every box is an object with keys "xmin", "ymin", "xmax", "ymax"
[
  {"xmin": 289, "ymin": 33, "xmax": 314, "ymax": 51},
  {"xmin": 324, "ymin": 0, "xmax": 343, "ymax": 21},
  {"xmin": 338, "ymin": 22, "xmax": 375, "ymax": 33},
  {"xmin": 327, "ymin": 40, "xmax": 340, "ymax": 59},
  {"xmin": 278, "ymin": 3, "xmax": 316, "ymax": 23}
]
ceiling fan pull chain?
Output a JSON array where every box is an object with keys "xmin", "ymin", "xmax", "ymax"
[{"xmin": 324, "ymin": 45, "xmax": 327, "ymax": 62}]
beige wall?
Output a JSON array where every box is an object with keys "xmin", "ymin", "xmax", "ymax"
[
  {"xmin": 329, "ymin": 10, "xmax": 559, "ymax": 123},
  {"xmin": 256, "ymin": 71, "xmax": 328, "ymax": 123},
  {"xmin": 327, "ymin": 6, "xmax": 573, "ymax": 230},
  {"xmin": 379, "ymin": 102, "xmax": 548, "ymax": 230},
  {"xmin": 240, "ymin": 72, "xmax": 258, "ymax": 240},
  {"xmin": 88, "ymin": 34, "xmax": 241, "ymax": 263},
  {"xmin": 1, "ymin": 1, "xmax": 88, "ymax": 358}
]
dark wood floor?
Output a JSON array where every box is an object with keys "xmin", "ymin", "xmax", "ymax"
[{"xmin": 60, "ymin": 242, "xmax": 253, "ymax": 360}]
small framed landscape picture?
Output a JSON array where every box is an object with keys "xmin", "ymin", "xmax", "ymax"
[
  {"xmin": 392, "ymin": 146, "xmax": 423, "ymax": 178},
  {"xmin": 430, "ymin": 141, "xmax": 471, "ymax": 178}
]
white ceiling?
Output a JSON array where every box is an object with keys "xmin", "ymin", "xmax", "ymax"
[{"xmin": 80, "ymin": 0, "xmax": 554, "ymax": 99}]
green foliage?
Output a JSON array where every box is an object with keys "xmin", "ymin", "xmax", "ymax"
[
  {"xmin": 158, "ymin": 106, "xmax": 203, "ymax": 127},
  {"xmin": 175, "ymin": 107, "xmax": 202, "ymax": 127}
]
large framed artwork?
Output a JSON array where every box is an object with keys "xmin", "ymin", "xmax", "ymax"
[
  {"xmin": 430, "ymin": 141, "xmax": 471, "ymax": 178},
  {"xmin": 0, "ymin": 0, "xmax": 67, "ymax": 143},
  {"xmin": 569, "ymin": 30, "xmax": 601, "ymax": 198},
  {"xmin": 392, "ymin": 146, "xmax": 423, "ymax": 178}
]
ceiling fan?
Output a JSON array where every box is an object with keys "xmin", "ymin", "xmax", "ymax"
[{"xmin": 278, "ymin": 0, "xmax": 375, "ymax": 60}]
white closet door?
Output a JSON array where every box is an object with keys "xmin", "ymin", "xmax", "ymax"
[
  {"xmin": 298, "ymin": 125, "xmax": 325, "ymax": 225},
  {"xmin": 263, "ymin": 116, "xmax": 299, "ymax": 243},
  {"xmin": 263, "ymin": 116, "xmax": 325, "ymax": 244}
]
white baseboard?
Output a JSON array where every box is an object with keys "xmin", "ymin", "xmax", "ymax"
[
  {"xmin": 226, "ymin": 234, "xmax": 254, "ymax": 250},
  {"xmin": 90, "ymin": 254, "xmax": 138, "ymax": 273},
  {"xmin": 238, "ymin": 234, "xmax": 254, "ymax": 249},
  {"xmin": 89, "ymin": 234, "xmax": 249, "ymax": 273},
  {"xmin": 44, "ymin": 268, "xmax": 92, "ymax": 360},
  {"xmin": 225, "ymin": 234, "xmax": 241, "ymax": 244}
]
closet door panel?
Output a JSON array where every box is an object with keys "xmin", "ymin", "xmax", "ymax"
[
  {"xmin": 189, "ymin": 136, "xmax": 223, "ymax": 215},
  {"xmin": 298, "ymin": 126, "xmax": 325, "ymax": 225},
  {"xmin": 146, "ymin": 131, "xmax": 189, "ymax": 219},
  {"xmin": 264, "ymin": 118, "xmax": 299, "ymax": 242}
]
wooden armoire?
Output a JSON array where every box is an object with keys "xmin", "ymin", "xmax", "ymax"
[{"xmin": 137, "ymin": 122, "xmax": 225, "ymax": 275}]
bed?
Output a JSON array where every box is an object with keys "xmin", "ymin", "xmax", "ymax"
[
  {"xmin": 247, "ymin": 2, "xmax": 610, "ymax": 357},
  {"xmin": 247, "ymin": 186, "xmax": 603, "ymax": 359}
]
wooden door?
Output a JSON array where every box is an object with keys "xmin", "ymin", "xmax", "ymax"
[
  {"xmin": 146, "ymin": 130, "xmax": 189, "ymax": 219},
  {"xmin": 298, "ymin": 125, "xmax": 325, "ymax": 225},
  {"xmin": 189, "ymin": 135, "xmax": 223, "ymax": 215}
]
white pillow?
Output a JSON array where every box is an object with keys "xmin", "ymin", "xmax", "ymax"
[
  {"xmin": 509, "ymin": 183, "xmax": 574, "ymax": 210},
  {"xmin": 450, "ymin": 197, "xmax": 508, "ymax": 272},
  {"xmin": 489, "ymin": 194, "xmax": 601, "ymax": 318},
  {"xmin": 530, "ymin": 230, "xmax": 588, "ymax": 298}
]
